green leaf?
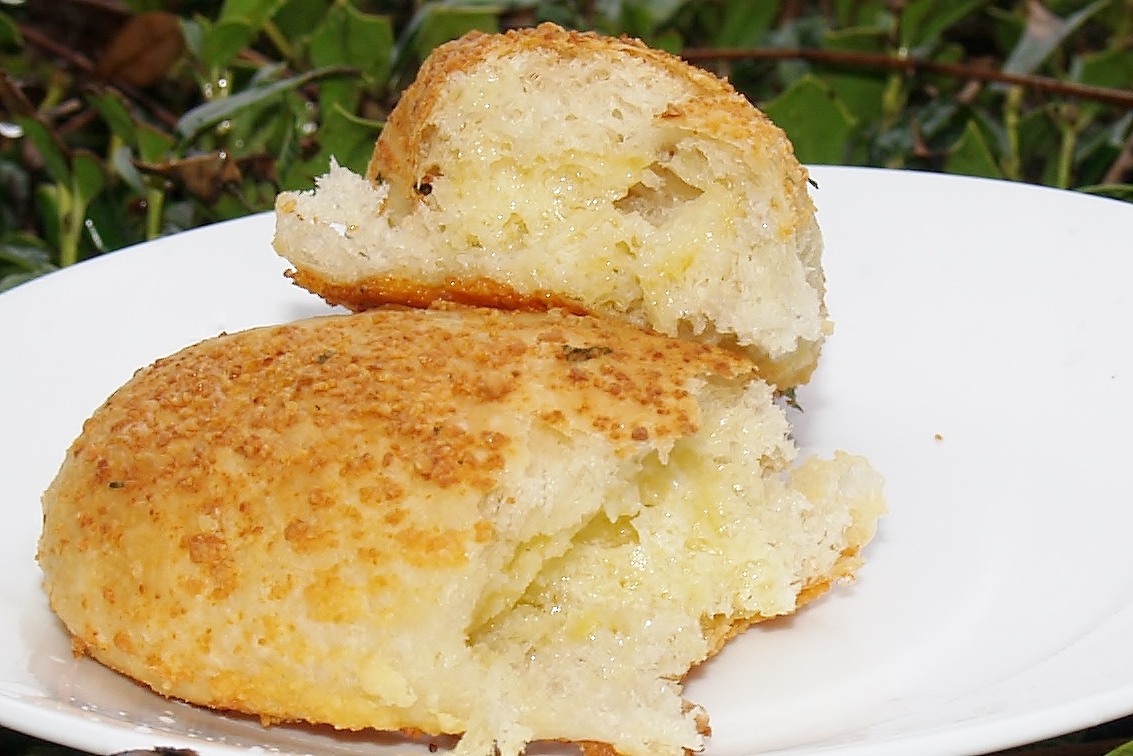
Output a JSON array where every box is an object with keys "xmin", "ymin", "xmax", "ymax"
[
  {"xmin": 218, "ymin": 0, "xmax": 288, "ymax": 27},
  {"xmin": 914, "ymin": 95, "xmax": 961, "ymax": 143},
  {"xmin": 200, "ymin": 19, "xmax": 257, "ymax": 70},
  {"xmin": 820, "ymin": 26, "xmax": 889, "ymax": 124},
  {"xmin": 310, "ymin": 1, "xmax": 395, "ymax": 103},
  {"xmin": 409, "ymin": 6, "xmax": 500, "ymax": 62},
  {"xmin": 0, "ymin": 10, "xmax": 23, "ymax": 49},
  {"xmin": 231, "ymin": 89, "xmax": 304, "ymax": 157},
  {"xmin": 643, "ymin": 29, "xmax": 682, "ymax": 54},
  {"xmin": 762, "ymin": 75, "xmax": 856, "ymax": 166},
  {"xmin": 638, "ymin": 0, "xmax": 689, "ymax": 28},
  {"xmin": 1073, "ymin": 45, "xmax": 1133, "ymax": 90},
  {"xmin": 832, "ymin": 0, "xmax": 888, "ymax": 28},
  {"xmin": 945, "ymin": 119, "xmax": 1004, "ymax": 179},
  {"xmin": 71, "ymin": 151, "xmax": 107, "ymax": 208},
  {"xmin": 136, "ymin": 122, "xmax": 176, "ymax": 164},
  {"xmin": 197, "ymin": 0, "xmax": 288, "ymax": 69},
  {"xmin": 710, "ymin": 0, "xmax": 778, "ymax": 48},
  {"xmin": 274, "ymin": 0, "xmax": 332, "ymax": 41},
  {"xmin": 1003, "ymin": 0, "xmax": 1109, "ymax": 76},
  {"xmin": 534, "ymin": 2, "xmax": 578, "ymax": 27},
  {"xmin": 247, "ymin": 61, "xmax": 287, "ymax": 88},
  {"xmin": 0, "ymin": 241, "xmax": 54, "ymax": 271},
  {"xmin": 175, "ymin": 65, "xmax": 354, "ymax": 142},
  {"xmin": 323, "ymin": 106, "xmax": 384, "ymax": 174},
  {"xmin": 984, "ymin": 5, "xmax": 1024, "ymax": 58},
  {"xmin": 971, "ymin": 106, "xmax": 1009, "ymax": 158},
  {"xmin": 1071, "ymin": 110, "xmax": 1130, "ymax": 186},
  {"xmin": 33, "ymin": 184, "xmax": 62, "ymax": 253},
  {"xmin": 86, "ymin": 89, "xmax": 139, "ymax": 148},
  {"xmin": 1015, "ymin": 107, "xmax": 1060, "ymax": 185},
  {"xmin": 16, "ymin": 117, "xmax": 71, "ymax": 185},
  {"xmin": 109, "ymin": 144, "xmax": 148, "ymax": 194},
  {"xmin": 80, "ymin": 194, "xmax": 126, "ymax": 255},
  {"xmin": 619, "ymin": 0, "xmax": 690, "ymax": 37},
  {"xmin": 281, "ymin": 104, "xmax": 382, "ymax": 189},
  {"xmin": 900, "ymin": 0, "xmax": 990, "ymax": 53},
  {"xmin": 180, "ymin": 16, "xmax": 204, "ymax": 58}
]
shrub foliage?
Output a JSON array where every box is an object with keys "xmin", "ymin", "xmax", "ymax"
[{"xmin": 1, "ymin": 0, "xmax": 1131, "ymax": 290}]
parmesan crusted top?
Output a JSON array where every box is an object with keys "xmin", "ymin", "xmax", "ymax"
[{"xmin": 43, "ymin": 304, "xmax": 753, "ymax": 616}]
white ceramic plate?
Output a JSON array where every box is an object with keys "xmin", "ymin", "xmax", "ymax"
[{"xmin": 3, "ymin": 166, "xmax": 1133, "ymax": 756}]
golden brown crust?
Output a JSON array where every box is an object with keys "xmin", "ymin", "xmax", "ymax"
[
  {"xmin": 579, "ymin": 741, "xmax": 623, "ymax": 756},
  {"xmin": 699, "ymin": 545, "xmax": 864, "ymax": 660},
  {"xmin": 286, "ymin": 269, "xmax": 590, "ymax": 315},
  {"xmin": 367, "ymin": 22, "xmax": 807, "ymax": 222},
  {"xmin": 37, "ymin": 305, "xmax": 756, "ymax": 736}
]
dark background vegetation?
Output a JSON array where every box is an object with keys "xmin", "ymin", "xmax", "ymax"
[
  {"xmin": 1, "ymin": 1, "xmax": 1132, "ymax": 753},
  {"xmin": 0, "ymin": 0, "xmax": 1131, "ymax": 291}
]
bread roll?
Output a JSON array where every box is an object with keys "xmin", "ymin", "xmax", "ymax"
[
  {"xmin": 38, "ymin": 305, "xmax": 884, "ymax": 756},
  {"xmin": 273, "ymin": 23, "xmax": 828, "ymax": 389}
]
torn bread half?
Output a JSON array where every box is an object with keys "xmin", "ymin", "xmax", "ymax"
[
  {"xmin": 273, "ymin": 23, "xmax": 828, "ymax": 389},
  {"xmin": 38, "ymin": 305, "xmax": 884, "ymax": 756}
]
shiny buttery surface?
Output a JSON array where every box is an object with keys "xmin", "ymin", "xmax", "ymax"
[{"xmin": 2, "ymin": 167, "xmax": 1132, "ymax": 755}]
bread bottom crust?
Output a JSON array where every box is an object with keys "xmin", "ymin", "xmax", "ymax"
[{"xmin": 287, "ymin": 268, "xmax": 588, "ymax": 315}]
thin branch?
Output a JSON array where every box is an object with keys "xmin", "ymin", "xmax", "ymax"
[
  {"xmin": 18, "ymin": 23, "xmax": 97, "ymax": 76},
  {"xmin": 19, "ymin": 23, "xmax": 180, "ymax": 128},
  {"xmin": 681, "ymin": 46, "xmax": 1133, "ymax": 109}
]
